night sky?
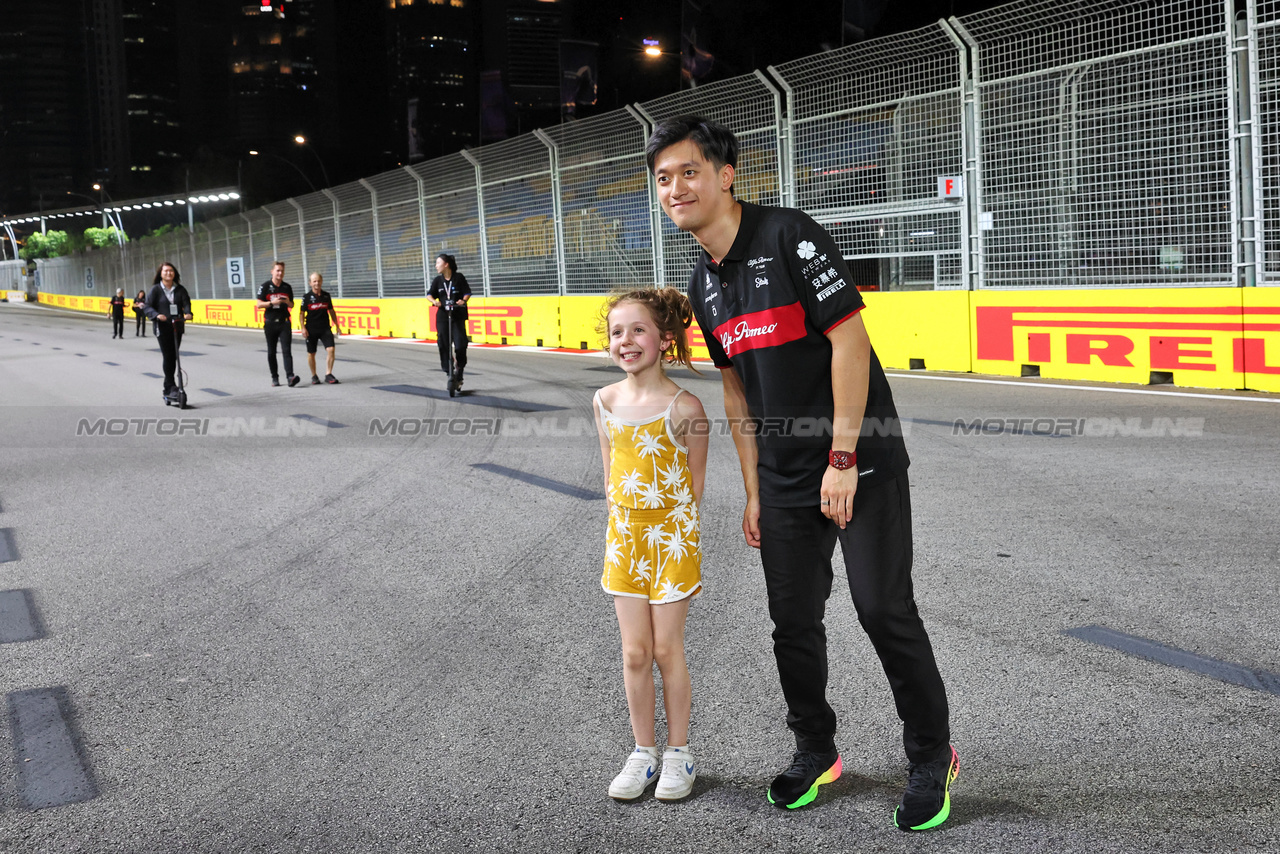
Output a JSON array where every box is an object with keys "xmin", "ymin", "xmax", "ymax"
[{"xmin": 580, "ymin": 0, "xmax": 1008, "ymax": 111}]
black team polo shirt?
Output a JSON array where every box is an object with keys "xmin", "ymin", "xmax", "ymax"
[
  {"xmin": 257, "ymin": 279, "xmax": 294, "ymax": 325},
  {"xmin": 687, "ymin": 201, "xmax": 909, "ymax": 508},
  {"xmin": 300, "ymin": 288, "xmax": 336, "ymax": 332}
]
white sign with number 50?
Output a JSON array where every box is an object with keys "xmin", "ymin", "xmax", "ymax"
[{"xmin": 227, "ymin": 257, "xmax": 245, "ymax": 289}]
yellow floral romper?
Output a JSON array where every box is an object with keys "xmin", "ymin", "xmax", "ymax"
[{"xmin": 597, "ymin": 389, "xmax": 702, "ymax": 604}]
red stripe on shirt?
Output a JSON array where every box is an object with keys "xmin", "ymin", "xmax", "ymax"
[
  {"xmin": 824, "ymin": 305, "xmax": 864, "ymax": 335},
  {"xmin": 711, "ymin": 301, "xmax": 808, "ymax": 358}
]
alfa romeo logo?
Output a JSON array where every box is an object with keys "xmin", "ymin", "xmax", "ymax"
[{"xmin": 796, "ymin": 240, "xmax": 816, "ymax": 260}]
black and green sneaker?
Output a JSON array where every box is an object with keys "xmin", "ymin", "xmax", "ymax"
[
  {"xmin": 893, "ymin": 745, "xmax": 959, "ymax": 831},
  {"xmin": 766, "ymin": 749, "xmax": 842, "ymax": 809}
]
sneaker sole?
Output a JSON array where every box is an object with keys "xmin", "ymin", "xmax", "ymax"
[
  {"xmin": 893, "ymin": 747, "xmax": 959, "ymax": 831},
  {"xmin": 654, "ymin": 776, "xmax": 695, "ymax": 802},
  {"xmin": 767, "ymin": 755, "xmax": 842, "ymax": 809},
  {"xmin": 609, "ymin": 777, "xmax": 658, "ymax": 802}
]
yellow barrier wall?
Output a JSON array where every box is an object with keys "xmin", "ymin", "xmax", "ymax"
[
  {"xmin": 1241, "ymin": 288, "xmax": 1280, "ymax": 393},
  {"xmin": 561, "ymin": 295, "xmax": 606, "ymax": 353},
  {"xmin": 34, "ymin": 288, "xmax": 1280, "ymax": 392},
  {"xmin": 862, "ymin": 291, "xmax": 970, "ymax": 373}
]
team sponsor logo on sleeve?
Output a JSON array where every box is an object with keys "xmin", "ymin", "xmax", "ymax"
[
  {"xmin": 796, "ymin": 240, "xmax": 816, "ymax": 260},
  {"xmin": 811, "ymin": 267, "xmax": 847, "ymax": 301},
  {"xmin": 712, "ymin": 302, "xmax": 807, "ymax": 357}
]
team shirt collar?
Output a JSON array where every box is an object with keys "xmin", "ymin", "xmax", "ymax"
[{"xmin": 705, "ymin": 201, "xmax": 763, "ymax": 268}]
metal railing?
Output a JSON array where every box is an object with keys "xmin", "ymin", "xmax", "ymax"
[{"xmin": 31, "ymin": 0, "xmax": 1280, "ymax": 300}]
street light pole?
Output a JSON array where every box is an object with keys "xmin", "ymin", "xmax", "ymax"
[
  {"xmin": 249, "ymin": 150, "xmax": 317, "ymax": 194},
  {"xmin": 293, "ymin": 135, "xmax": 332, "ymax": 188}
]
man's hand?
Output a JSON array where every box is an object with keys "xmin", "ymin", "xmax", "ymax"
[
  {"xmin": 183, "ymin": 314, "xmax": 193, "ymax": 321},
  {"xmin": 743, "ymin": 494, "xmax": 761, "ymax": 549},
  {"xmin": 820, "ymin": 466, "xmax": 858, "ymax": 529},
  {"xmin": 156, "ymin": 314, "xmax": 167, "ymax": 323}
]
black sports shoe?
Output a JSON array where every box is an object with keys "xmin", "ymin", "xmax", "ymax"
[
  {"xmin": 767, "ymin": 749, "xmax": 841, "ymax": 809},
  {"xmin": 287, "ymin": 374, "xmax": 301, "ymax": 387},
  {"xmin": 271, "ymin": 377, "xmax": 281, "ymax": 387},
  {"xmin": 894, "ymin": 745, "xmax": 958, "ymax": 831},
  {"xmin": 311, "ymin": 375, "xmax": 321, "ymax": 385},
  {"xmin": 325, "ymin": 374, "xmax": 339, "ymax": 384}
]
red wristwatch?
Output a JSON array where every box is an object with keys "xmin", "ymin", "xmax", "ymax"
[{"xmin": 828, "ymin": 449, "xmax": 857, "ymax": 470}]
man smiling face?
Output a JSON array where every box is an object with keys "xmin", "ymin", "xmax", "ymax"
[{"xmin": 652, "ymin": 138, "xmax": 736, "ymax": 239}]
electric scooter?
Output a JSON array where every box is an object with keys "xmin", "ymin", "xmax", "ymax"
[
  {"xmin": 163, "ymin": 303, "xmax": 189, "ymax": 409},
  {"xmin": 443, "ymin": 299, "xmax": 460, "ymax": 398}
]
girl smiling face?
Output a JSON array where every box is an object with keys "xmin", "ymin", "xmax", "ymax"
[{"xmin": 607, "ymin": 300, "xmax": 672, "ymax": 375}]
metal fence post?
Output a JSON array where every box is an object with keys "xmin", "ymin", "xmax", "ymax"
[
  {"xmin": 405, "ymin": 165, "xmax": 431, "ymax": 295},
  {"xmin": 322, "ymin": 189, "xmax": 342, "ymax": 297},
  {"xmin": 765, "ymin": 67, "xmax": 796, "ymax": 210},
  {"xmin": 460, "ymin": 149, "xmax": 491, "ymax": 297},
  {"xmin": 533, "ymin": 129, "xmax": 569, "ymax": 296},
  {"xmin": 358, "ymin": 179, "xmax": 384, "ymax": 298},
  {"xmin": 948, "ymin": 17, "xmax": 985, "ymax": 291},
  {"xmin": 287, "ymin": 199, "xmax": 308, "ymax": 281},
  {"xmin": 188, "ymin": 226, "xmax": 200, "ymax": 298},
  {"xmin": 630, "ymin": 104, "xmax": 664, "ymax": 288},
  {"xmin": 240, "ymin": 213, "xmax": 255, "ymax": 286}
]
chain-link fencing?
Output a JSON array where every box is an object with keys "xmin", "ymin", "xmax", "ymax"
[{"xmin": 30, "ymin": 0, "xmax": 1280, "ymax": 300}]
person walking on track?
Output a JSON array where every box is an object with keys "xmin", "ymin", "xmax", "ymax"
[
  {"xmin": 593, "ymin": 287, "xmax": 708, "ymax": 804},
  {"xmin": 257, "ymin": 261, "xmax": 299, "ymax": 387},
  {"xmin": 647, "ymin": 115, "xmax": 956, "ymax": 830}
]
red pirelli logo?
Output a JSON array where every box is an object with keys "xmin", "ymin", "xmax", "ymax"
[
  {"xmin": 334, "ymin": 305, "xmax": 381, "ymax": 331},
  {"xmin": 430, "ymin": 305, "xmax": 524, "ymax": 338},
  {"xmin": 975, "ymin": 305, "xmax": 1280, "ymax": 374},
  {"xmin": 205, "ymin": 303, "xmax": 233, "ymax": 322}
]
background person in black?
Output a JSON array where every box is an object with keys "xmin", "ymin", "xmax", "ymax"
[
  {"xmin": 256, "ymin": 261, "xmax": 299, "ymax": 387},
  {"xmin": 142, "ymin": 262, "xmax": 192, "ymax": 402},
  {"xmin": 300, "ymin": 272, "xmax": 341, "ymax": 384},
  {"xmin": 427, "ymin": 253, "xmax": 471, "ymax": 386},
  {"xmin": 647, "ymin": 116, "xmax": 955, "ymax": 831},
  {"xmin": 132, "ymin": 289, "xmax": 147, "ymax": 336},
  {"xmin": 108, "ymin": 288, "xmax": 126, "ymax": 338}
]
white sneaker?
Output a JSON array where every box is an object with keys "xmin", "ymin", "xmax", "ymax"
[
  {"xmin": 608, "ymin": 746, "xmax": 661, "ymax": 801},
  {"xmin": 655, "ymin": 746, "xmax": 696, "ymax": 801}
]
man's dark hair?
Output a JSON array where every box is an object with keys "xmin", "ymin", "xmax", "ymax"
[{"xmin": 645, "ymin": 115, "xmax": 739, "ymax": 179}]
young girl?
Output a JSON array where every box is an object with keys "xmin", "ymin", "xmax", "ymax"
[{"xmin": 593, "ymin": 288, "xmax": 708, "ymax": 803}]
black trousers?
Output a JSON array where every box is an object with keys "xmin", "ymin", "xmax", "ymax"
[
  {"xmin": 263, "ymin": 320, "xmax": 294, "ymax": 379},
  {"xmin": 436, "ymin": 309, "xmax": 468, "ymax": 374},
  {"xmin": 155, "ymin": 321, "xmax": 184, "ymax": 393},
  {"xmin": 757, "ymin": 475, "xmax": 950, "ymax": 763},
  {"xmin": 112, "ymin": 313, "xmax": 124, "ymax": 336},
  {"xmin": 134, "ymin": 311, "xmax": 146, "ymax": 334}
]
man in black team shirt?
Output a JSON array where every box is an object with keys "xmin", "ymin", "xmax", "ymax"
[
  {"xmin": 646, "ymin": 116, "xmax": 955, "ymax": 830},
  {"xmin": 299, "ymin": 272, "xmax": 341, "ymax": 385},
  {"xmin": 257, "ymin": 261, "xmax": 300, "ymax": 387}
]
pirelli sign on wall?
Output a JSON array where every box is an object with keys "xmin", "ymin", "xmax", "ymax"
[
  {"xmin": 971, "ymin": 289, "xmax": 1280, "ymax": 393},
  {"xmin": 36, "ymin": 288, "xmax": 1280, "ymax": 393}
]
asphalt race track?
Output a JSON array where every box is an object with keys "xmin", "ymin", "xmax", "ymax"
[{"xmin": 1, "ymin": 300, "xmax": 1277, "ymax": 853}]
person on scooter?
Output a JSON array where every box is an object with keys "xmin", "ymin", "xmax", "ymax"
[
  {"xmin": 143, "ymin": 262, "xmax": 193, "ymax": 403},
  {"xmin": 428, "ymin": 253, "xmax": 471, "ymax": 386}
]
